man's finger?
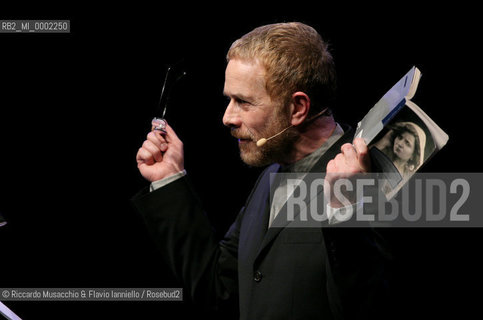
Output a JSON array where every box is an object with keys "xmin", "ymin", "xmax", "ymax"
[
  {"xmin": 341, "ymin": 143, "xmax": 357, "ymax": 164},
  {"xmin": 136, "ymin": 147, "xmax": 155, "ymax": 165},
  {"xmin": 164, "ymin": 123, "xmax": 182, "ymax": 145},
  {"xmin": 147, "ymin": 131, "xmax": 167, "ymax": 148},
  {"xmin": 326, "ymin": 159, "xmax": 337, "ymax": 173},
  {"xmin": 353, "ymin": 137, "xmax": 371, "ymax": 172},
  {"xmin": 142, "ymin": 140, "xmax": 163, "ymax": 163}
]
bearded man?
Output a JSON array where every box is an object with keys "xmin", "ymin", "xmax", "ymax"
[{"xmin": 132, "ymin": 22, "xmax": 391, "ymax": 319}]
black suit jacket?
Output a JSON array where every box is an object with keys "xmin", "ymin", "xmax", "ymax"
[{"xmin": 131, "ymin": 125, "xmax": 392, "ymax": 319}]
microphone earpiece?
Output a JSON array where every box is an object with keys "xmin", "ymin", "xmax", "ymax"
[
  {"xmin": 250, "ymin": 107, "xmax": 329, "ymax": 148},
  {"xmin": 256, "ymin": 138, "xmax": 268, "ymax": 147},
  {"xmin": 255, "ymin": 125, "xmax": 294, "ymax": 147}
]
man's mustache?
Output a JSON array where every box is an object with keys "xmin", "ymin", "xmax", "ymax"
[{"xmin": 231, "ymin": 128, "xmax": 254, "ymax": 140}]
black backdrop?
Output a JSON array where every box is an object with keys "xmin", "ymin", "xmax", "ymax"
[{"xmin": 0, "ymin": 3, "xmax": 481, "ymax": 319}]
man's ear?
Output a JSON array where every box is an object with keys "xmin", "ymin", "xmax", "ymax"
[{"xmin": 290, "ymin": 91, "xmax": 310, "ymax": 126}]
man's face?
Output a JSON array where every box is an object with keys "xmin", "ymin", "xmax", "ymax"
[{"xmin": 223, "ymin": 59, "xmax": 295, "ymax": 166}]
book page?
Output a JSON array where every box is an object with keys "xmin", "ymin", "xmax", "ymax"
[
  {"xmin": 406, "ymin": 67, "xmax": 422, "ymax": 100},
  {"xmin": 354, "ymin": 66, "xmax": 418, "ymax": 144},
  {"xmin": 369, "ymin": 106, "xmax": 446, "ymax": 199},
  {"xmin": 406, "ymin": 100, "xmax": 449, "ymax": 150}
]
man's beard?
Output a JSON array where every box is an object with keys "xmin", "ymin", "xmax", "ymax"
[{"xmin": 231, "ymin": 109, "xmax": 299, "ymax": 167}]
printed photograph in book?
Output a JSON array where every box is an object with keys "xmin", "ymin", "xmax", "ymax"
[{"xmin": 369, "ymin": 106, "xmax": 436, "ymax": 198}]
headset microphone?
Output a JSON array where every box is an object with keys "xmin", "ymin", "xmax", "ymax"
[
  {"xmin": 255, "ymin": 108, "xmax": 329, "ymax": 147},
  {"xmin": 256, "ymin": 126, "xmax": 293, "ymax": 147}
]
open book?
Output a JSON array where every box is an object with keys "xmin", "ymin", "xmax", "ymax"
[{"xmin": 354, "ymin": 66, "xmax": 449, "ymax": 199}]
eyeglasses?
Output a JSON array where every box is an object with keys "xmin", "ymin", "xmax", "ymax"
[{"xmin": 152, "ymin": 63, "xmax": 187, "ymax": 133}]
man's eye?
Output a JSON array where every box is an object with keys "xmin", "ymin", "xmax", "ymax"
[{"xmin": 236, "ymin": 98, "xmax": 248, "ymax": 105}]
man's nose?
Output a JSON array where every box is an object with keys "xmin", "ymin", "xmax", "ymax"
[{"xmin": 222, "ymin": 101, "xmax": 242, "ymax": 128}]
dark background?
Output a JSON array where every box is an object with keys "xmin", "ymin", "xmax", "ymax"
[{"xmin": 0, "ymin": 3, "xmax": 481, "ymax": 319}]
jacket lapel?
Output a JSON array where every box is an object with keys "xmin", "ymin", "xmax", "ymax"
[
  {"xmin": 238, "ymin": 163, "xmax": 280, "ymax": 268},
  {"xmin": 254, "ymin": 125, "xmax": 354, "ymax": 261}
]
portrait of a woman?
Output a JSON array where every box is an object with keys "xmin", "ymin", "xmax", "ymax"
[{"xmin": 370, "ymin": 121, "xmax": 427, "ymax": 196}]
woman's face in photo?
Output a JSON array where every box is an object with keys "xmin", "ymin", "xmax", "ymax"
[{"xmin": 393, "ymin": 131, "xmax": 415, "ymax": 161}]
